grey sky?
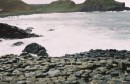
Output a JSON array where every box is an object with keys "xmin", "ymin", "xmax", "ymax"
[{"xmin": 22, "ymin": 0, "xmax": 130, "ymax": 7}]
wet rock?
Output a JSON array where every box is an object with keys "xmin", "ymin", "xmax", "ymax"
[
  {"xmin": 12, "ymin": 69, "xmax": 21, "ymax": 75},
  {"xmin": 108, "ymin": 80, "xmax": 122, "ymax": 84},
  {"xmin": 36, "ymin": 73, "xmax": 48, "ymax": 78},
  {"xmin": 71, "ymin": 80, "xmax": 79, "ymax": 84},
  {"xmin": 12, "ymin": 41, "xmax": 24, "ymax": 46},
  {"xmin": 25, "ymin": 27, "xmax": 33, "ymax": 33},
  {"xmin": 100, "ymin": 60, "xmax": 107, "ymax": 65},
  {"xmin": 111, "ymin": 71, "xmax": 119, "ymax": 77},
  {"xmin": 90, "ymin": 80, "xmax": 106, "ymax": 84},
  {"xmin": 75, "ymin": 72, "xmax": 82, "ymax": 78},
  {"xmin": 22, "ymin": 43, "xmax": 48, "ymax": 57},
  {"xmin": 17, "ymin": 80, "xmax": 26, "ymax": 84},
  {"xmin": 126, "ymin": 68, "xmax": 130, "ymax": 72},
  {"xmin": 124, "ymin": 75, "xmax": 130, "ymax": 81},
  {"xmin": 49, "ymin": 63, "xmax": 56, "ymax": 68},
  {"xmin": 125, "ymin": 62, "xmax": 130, "ymax": 67},
  {"xmin": 86, "ymin": 63, "xmax": 95, "ymax": 70},
  {"xmin": 93, "ymin": 74, "xmax": 104, "ymax": 80},
  {"xmin": 1, "ymin": 52, "xmax": 130, "ymax": 84},
  {"xmin": 0, "ymin": 23, "xmax": 39, "ymax": 39},
  {"xmin": 37, "ymin": 50, "xmax": 48, "ymax": 57},
  {"xmin": 97, "ymin": 67, "xmax": 107, "ymax": 75},
  {"xmin": 47, "ymin": 69, "xmax": 61, "ymax": 77},
  {"xmin": 48, "ymin": 29, "xmax": 55, "ymax": 31}
]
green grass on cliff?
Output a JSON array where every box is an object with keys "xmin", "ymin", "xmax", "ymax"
[
  {"xmin": 0, "ymin": 0, "xmax": 128, "ymax": 17},
  {"xmin": 81, "ymin": 0, "xmax": 125, "ymax": 11},
  {"xmin": 0, "ymin": 0, "xmax": 31, "ymax": 12}
]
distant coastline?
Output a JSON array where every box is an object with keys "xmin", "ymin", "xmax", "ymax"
[{"xmin": 0, "ymin": 0, "xmax": 130, "ymax": 17}]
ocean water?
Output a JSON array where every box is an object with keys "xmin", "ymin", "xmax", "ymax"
[{"xmin": 0, "ymin": 11, "xmax": 130, "ymax": 57}]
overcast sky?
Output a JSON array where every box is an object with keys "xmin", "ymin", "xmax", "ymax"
[{"xmin": 22, "ymin": 0, "xmax": 130, "ymax": 7}]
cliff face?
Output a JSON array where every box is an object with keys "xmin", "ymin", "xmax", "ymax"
[
  {"xmin": 50, "ymin": 0, "xmax": 76, "ymax": 7},
  {"xmin": 80, "ymin": 0, "xmax": 127, "ymax": 11},
  {"xmin": 46, "ymin": 0, "xmax": 76, "ymax": 12},
  {"xmin": 45, "ymin": 0, "xmax": 129, "ymax": 12},
  {"xmin": 0, "ymin": 0, "xmax": 31, "ymax": 12}
]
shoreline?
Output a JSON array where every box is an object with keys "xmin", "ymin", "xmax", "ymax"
[
  {"xmin": 0, "ymin": 10, "xmax": 130, "ymax": 18},
  {"xmin": 1, "ymin": 50, "xmax": 130, "ymax": 84}
]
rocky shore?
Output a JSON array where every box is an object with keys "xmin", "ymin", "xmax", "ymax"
[
  {"xmin": 1, "ymin": 21, "xmax": 130, "ymax": 84},
  {"xmin": 1, "ymin": 49, "xmax": 130, "ymax": 84},
  {"xmin": 0, "ymin": 23, "xmax": 39, "ymax": 39}
]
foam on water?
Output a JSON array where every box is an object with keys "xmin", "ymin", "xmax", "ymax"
[{"xmin": 0, "ymin": 12, "xmax": 130, "ymax": 57}]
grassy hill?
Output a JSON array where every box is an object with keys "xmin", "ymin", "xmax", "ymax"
[
  {"xmin": 30, "ymin": 0, "xmax": 77, "ymax": 13},
  {"xmin": 0, "ymin": 0, "xmax": 31, "ymax": 12},
  {"xmin": 80, "ymin": 0, "xmax": 127, "ymax": 11},
  {"xmin": 31, "ymin": 0, "xmax": 129, "ymax": 13},
  {"xmin": 0, "ymin": 0, "xmax": 129, "ymax": 17},
  {"xmin": 46, "ymin": 0, "xmax": 76, "ymax": 12}
]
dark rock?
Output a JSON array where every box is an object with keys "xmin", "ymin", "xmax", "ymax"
[
  {"xmin": 71, "ymin": 80, "xmax": 79, "ymax": 84},
  {"xmin": 25, "ymin": 27, "xmax": 33, "ymax": 33},
  {"xmin": 0, "ymin": 23, "xmax": 39, "ymax": 39},
  {"xmin": 48, "ymin": 29, "xmax": 55, "ymax": 31},
  {"xmin": 17, "ymin": 81, "xmax": 27, "ymax": 84},
  {"xmin": 36, "ymin": 73, "xmax": 48, "ymax": 78},
  {"xmin": 12, "ymin": 41, "xmax": 24, "ymax": 46},
  {"xmin": 124, "ymin": 75, "xmax": 130, "ymax": 81},
  {"xmin": 111, "ymin": 71, "xmax": 119, "ymax": 77},
  {"xmin": 22, "ymin": 43, "xmax": 48, "ymax": 57},
  {"xmin": 20, "ymin": 52, "xmax": 29, "ymax": 56},
  {"xmin": 37, "ymin": 50, "xmax": 48, "ymax": 57},
  {"xmin": 80, "ymin": 0, "xmax": 129, "ymax": 12},
  {"xmin": 75, "ymin": 72, "xmax": 82, "ymax": 78},
  {"xmin": 109, "ymin": 80, "xmax": 122, "ymax": 84},
  {"xmin": 64, "ymin": 49, "xmax": 130, "ymax": 58},
  {"xmin": 126, "ymin": 68, "xmax": 130, "ymax": 73},
  {"xmin": 93, "ymin": 74, "xmax": 104, "ymax": 80}
]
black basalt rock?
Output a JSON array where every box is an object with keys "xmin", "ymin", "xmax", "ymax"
[
  {"xmin": 0, "ymin": 23, "xmax": 39, "ymax": 39},
  {"xmin": 22, "ymin": 43, "xmax": 48, "ymax": 57}
]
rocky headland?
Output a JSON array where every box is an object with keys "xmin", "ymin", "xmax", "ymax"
[
  {"xmin": 1, "ymin": 43, "xmax": 130, "ymax": 84},
  {"xmin": 0, "ymin": 0, "xmax": 31, "ymax": 12},
  {"xmin": 31, "ymin": 0, "xmax": 130, "ymax": 13},
  {"xmin": 79, "ymin": 0, "xmax": 130, "ymax": 11},
  {"xmin": 0, "ymin": 23, "xmax": 39, "ymax": 39},
  {"xmin": 0, "ymin": 0, "xmax": 130, "ymax": 17}
]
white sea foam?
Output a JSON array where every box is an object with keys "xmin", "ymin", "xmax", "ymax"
[{"xmin": 0, "ymin": 12, "xmax": 130, "ymax": 57}]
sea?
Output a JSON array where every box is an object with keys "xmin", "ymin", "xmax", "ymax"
[{"xmin": 0, "ymin": 11, "xmax": 130, "ymax": 57}]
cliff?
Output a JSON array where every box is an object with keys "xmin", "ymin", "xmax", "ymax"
[
  {"xmin": 44, "ymin": 0, "xmax": 130, "ymax": 12},
  {"xmin": 46, "ymin": 0, "xmax": 77, "ymax": 12},
  {"xmin": 79, "ymin": 0, "xmax": 129, "ymax": 11},
  {"xmin": 0, "ymin": 0, "xmax": 130, "ymax": 17},
  {"xmin": 0, "ymin": 0, "xmax": 31, "ymax": 12}
]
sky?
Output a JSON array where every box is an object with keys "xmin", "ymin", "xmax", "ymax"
[{"xmin": 22, "ymin": 0, "xmax": 130, "ymax": 7}]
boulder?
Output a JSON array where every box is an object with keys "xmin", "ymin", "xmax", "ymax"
[
  {"xmin": 22, "ymin": 43, "xmax": 48, "ymax": 57},
  {"xmin": 12, "ymin": 41, "xmax": 24, "ymax": 46},
  {"xmin": 0, "ymin": 23, "xmax": 39, "ymax": 39},
  {"xmin": 111, "ymin": 71, "xmax": 119, "ymax": 77},
  {"xmin": 47, "ymin": 69, "xmax": 61, "ymax": 77},
  {"xmin": 48, "ymin": 29, "xmax": 55, "ymax": 31}
]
